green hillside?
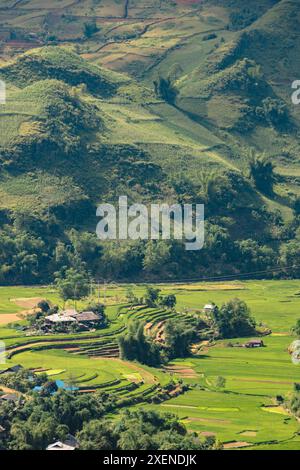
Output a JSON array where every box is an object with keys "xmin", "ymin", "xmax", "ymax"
[
  {"xmin": 0, "ymin": 1, "xmax": 299, "ymax": 284},
  {"xmin": 0, "ymin": 46, "xmax": 127, "ymax": 95}
]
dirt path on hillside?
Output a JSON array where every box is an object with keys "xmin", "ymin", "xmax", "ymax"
[{"xmin": 8, "ymin": 342, "xmax": 51, "ymax": 353}]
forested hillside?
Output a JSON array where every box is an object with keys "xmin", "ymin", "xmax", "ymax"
[{"xmin": 0, "ymin": 0, "xmax": 299, "ymax": 284}]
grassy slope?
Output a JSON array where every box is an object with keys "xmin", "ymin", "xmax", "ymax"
[
  {"xmin": 85, "ymin": 1, "xmax": 300, "ymax": 212},
  {"xmin": 1, "ymin": 1, "xmax": 298, "ymax": 223},
  {"xmin": 0, "ymin": 46, "xmax": 240, "ymax": 221},
  {"xmin": 136, "ymin": 279, "xmax": 300, "ymax": 448}
]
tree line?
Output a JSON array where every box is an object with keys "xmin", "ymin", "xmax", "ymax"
[{"xmin": 0, "ymin": 372, "xmax": 217, "ymax": 450}]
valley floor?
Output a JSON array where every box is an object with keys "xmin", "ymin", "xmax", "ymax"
[{"xmin": 1, "ymin": 280, "xmax": 300, "ymax": 450}]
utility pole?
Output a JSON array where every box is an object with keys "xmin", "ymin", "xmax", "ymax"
[
  {"xmin": 103, "ymin": 281, "xmax": 107, "ymax": 305},
  {"xmin": 89, "ymin": 278, "xmax": 94, "ymax": 299},
  {"xmin": 97, "ymin": 281, "xmax": 101, "ymax": 303},
  {"xmin": 73, "ymin": 284, "xmax": 77, "ymax": 311}
]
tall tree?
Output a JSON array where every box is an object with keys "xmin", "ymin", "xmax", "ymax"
[
  {"xmin": 212, "ymin": 298, "xmax": 256, "ymax": 339},
  {"xmin": 55, "ymin": 268, "xmax": 90, "ymax": 303},
  {"xmin": 248, "ymin": 150, "xmax": 274, "ymax": 194}
]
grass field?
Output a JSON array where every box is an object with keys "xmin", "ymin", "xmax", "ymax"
[
  {"xmin": 143, "ymin": 333, "xmax": 300, "ymax": 447},
  {"xmin": 0, "ymin": 280, "xmax": 300, "ymax": 449},
  {"xmin": 8, "ymin": 349, "xmax": 159, "ymax": 391},
  {"xmin": 143, "ymin": 388, "xmax": 300, "ymax": 447}
]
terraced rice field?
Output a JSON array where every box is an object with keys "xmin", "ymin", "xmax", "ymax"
[{"xmin": 1, "ymin": 280, "xmax": 300, "ymax": 449}]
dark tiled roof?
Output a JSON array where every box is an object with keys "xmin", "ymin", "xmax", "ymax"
[
  {"xmin": 0, "ymin": 393, "xmax": 19, "ymax": 402},
  {"xmin": 76, "ymin": 311, "xmax": 101, "ymax": 322},
  {"xmin": 0, "ymin": 365, "xmax": 22, "ymax": 375}
]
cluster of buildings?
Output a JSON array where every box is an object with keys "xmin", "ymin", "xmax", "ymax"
[{"xmin": 44, "ymin": 308, "xmax": 104, "ymax": 331}]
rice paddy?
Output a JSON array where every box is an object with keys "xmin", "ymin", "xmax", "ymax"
[{"xmin": 1, "ymin": 279, "xmax": 300, "ymax": 449}]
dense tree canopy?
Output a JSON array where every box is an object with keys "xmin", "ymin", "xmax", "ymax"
[
  {"xmin": 212, "ymin": 298, "xmax": 256, "ymax": 339},
  {"xmin": 164, "ymin": 319, "xmax": 197, "ymax": 359},
  {"xmin": 0, "ymin": 378, "xmax": 215, "ymax": 451},
  {"xmin": 55, "ymin": 268, "xmax": 90, "ymax": 302},
  {"xmin": 78, "ymin": 409, "xmax": 215, "ymax": 451},
  {"xmin": 118, "ymin": 320, "xmax": 162, "ymax": 366}
]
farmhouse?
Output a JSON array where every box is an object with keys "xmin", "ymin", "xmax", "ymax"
[
  {"xmin": 0, "ymin": 365, "xmax": 23, "ymax": 375},
  {"xmin": 60, "ymin": 309, "xmax": 78, "ymax": 317},
  {"xmin": 46, "ymin": 441, "xmax": 76, "ymax": 451},
  {"xmin": 46, "ymin": 434, "xmax": 78, "ymax": 451},
  {"xmin": 45, "ymin": 313, "xmax": 77, "ymax": 324},
  {"xmin": 244, "ymin": 339, "xmax": 264, "ymax": 348},
  {"xmin": 44, "ymin": 309, "xmax": 105, "ymax": 331},
  {"xmin": 203, "ymin": 304, "xmax": 216, "ymax": 314},
  {"xmin": 75, "ymin": 311, "xmax": 102, "ymax": 325}
]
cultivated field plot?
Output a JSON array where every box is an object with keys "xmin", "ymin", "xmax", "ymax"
[
  {"xmin": 5, "ymin": 348, "xmax": 156, "ymax": 391},
  {"xmin": 138, "ymin": 337, "xmax": 300, "ymax": 448},
  {"xmin": 168, "ymin": 280, "xmax": 300, "ymax": 332},
  {"xmin": 0, "ymin": 286, "xmax": 59, "ymax": 315},
  {"xmin": 0, "ymin": 172, "xmax": 86, "ymax": 216},
  {"xmin": 147, "ymin": 388, "xmax": 299, "ymax": 447}
]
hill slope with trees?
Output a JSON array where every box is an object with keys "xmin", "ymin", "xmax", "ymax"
[{"xmin": 0, "ymin": 0, "xmax": 299, "ymax": 284}]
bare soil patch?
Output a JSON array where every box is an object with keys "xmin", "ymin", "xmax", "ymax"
[
  {"xmin": 0, "ymin": 385, "xmax": 21, "ymax": 395},
  {"xmin": 185, "ymin": 416, "xmax": 231, "ymax": 424},
  {"xmin": 239, "ymin": 431, "xmax": 257, "ymax": 437},
  {"xmin": 223, "ymin": 441, "xmax": 250, "ymax": 449},
  {"xmin": 200, "ymin": 431, "xmax": 216, "ymax": 437},
  {"xmin": 176, "ymin": 283, "xmax": 245, "ymax": 291},
  {"xmin": 164, "ymin": 365, "xmax": 198, "ymax": 378},
  {"xmin": 0, "ymin": 314, "xmax": 24, "ymax": 325},
  {"xmin": 0, "ymin": 297, "xmax": 44, "ymax": 325},
  {"xmin": 11, "ymin": 297, "xmax": 43, "ymax": 309},
  {"xmin": 236, "ymin": 378, "xmax": 294, "ymax": 385},
  {"xmin": 63, "ymin": 347, "xmax": 81, "ymax": 352}
]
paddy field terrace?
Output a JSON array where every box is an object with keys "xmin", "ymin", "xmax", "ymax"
[{"xmin": 1, "ymin": 280, "xmax": 300, "ymax": 450}]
